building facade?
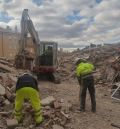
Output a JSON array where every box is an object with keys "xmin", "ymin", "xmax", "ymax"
[
  {"xmin": 0, "ymin": 31, "xmax": 20, "ymax": 59},
  {"xmin": 0, "ymin": 28, "xmax": 35, "ymax": 60}
]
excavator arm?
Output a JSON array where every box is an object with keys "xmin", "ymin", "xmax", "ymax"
[
  {"xmin": 19, "ymin": 9, "xmax": 40, "ymax": 54},
  {"xmin": 15, "ymin": 9, "xmax": 40, "ymax": 69}
]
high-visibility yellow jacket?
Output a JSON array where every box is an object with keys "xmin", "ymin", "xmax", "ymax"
[{"xmin": 76, "ymin": 62, "xmax": 94, "ymax": 77}]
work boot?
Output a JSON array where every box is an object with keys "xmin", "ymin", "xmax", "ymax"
[
  {"xmin": 91, "ymin": 104, "xmax": 96, "ymax": 113},
  {"xmin": 35, "ymin": 115, "xmax": 44, "ymax": 125},
  {"xmin": 91, "ymin": 108, "xmax": 96, "ymax": 113},
  {"xmin": 79, "ymin": 108, "xmax": 85, "ymax": 112}
]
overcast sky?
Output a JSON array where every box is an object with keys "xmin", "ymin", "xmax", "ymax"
[{"xmin": 0, "ymin": 0, "xmax": 120, "ymax": 48}]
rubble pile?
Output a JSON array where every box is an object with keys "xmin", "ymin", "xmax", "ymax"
[
  {"xmin": 41, "ymin": 96, "xmax": 72, "ymax": 129},
  {"xmin": 0, "ymin": 57, "xmax": 15, "ymax": 73},
  {"xmin": 0, "ymin": 94, "xmax": 72, "ymax": 129},
  {"xmin": 0, "ymin": 57, "xmax": 13, "ymax": 67},
  {"xmin": 58, "ymin": 43, "xmax": 120, "ymax": 84},
  {"xmin": 21, "ymin": 97, "xmax": 72, "ymax": 129},
  {"xmin": 0, "ymin": 58, "xmax": 72, "ymax": 129},
  {"xmin": 57, "ymin": 55, "xmax": 75, "ymax": 81},
  {"xmin": 0, "ymin": 74, "xmax": 16, "ymax": 104},
  {"xmin": 0, "ymin": 43, "xmax": 120, "ymax": 128},
  {"xmin": 0, "ymin": 59, "xmax": 20, "ymax": 128}
]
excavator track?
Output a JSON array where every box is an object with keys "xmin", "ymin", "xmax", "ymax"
[{"xmin": 49, "ymin": 72, "xmax": 61, "ymax": 84}]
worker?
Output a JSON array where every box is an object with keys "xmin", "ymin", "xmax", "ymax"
[
  {"xmin": 75, "ymin": 58, "xmax": 96, "ymax": 112},
  {"xmin": 14, "ymin": 73, "xmax": 43, "ymax": 124}
]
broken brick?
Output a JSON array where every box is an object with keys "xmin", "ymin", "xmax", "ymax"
[
  {"xmin": 52, "ymin": 124, "xmax": 64, "ymax": 129},
  {"xmin": 0, "ymin": 84, "xmax": 5, "ymax": 95},
  {"xmin": 6, "ymin": 119, "xmax": 18, "ymax": 128},
  {"xmin": 54, "ymin": 101, "xmax": 62, "ymax": 109},
  {"xmin": 41, "ymin": 96, "xmax": 55, "ymax": 106}
]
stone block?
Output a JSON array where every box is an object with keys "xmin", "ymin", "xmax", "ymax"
[
  {"xmin": 0, "ymin": 84, "xmax": 5, "ymax": 95},
  {"xmin": 41, "ymin": 96, "xmax": 55, "ymax": 106},
  {"xmin": 6, "ymin": 119, "xmax": 18, "ymax": 128},
  {"xmin": 52, "ymin": 124, "xmax": 64, "ymax": 129}
]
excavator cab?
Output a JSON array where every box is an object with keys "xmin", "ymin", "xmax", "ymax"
[
  {"xmin": 39, "ymin": 41, "xmax": 57, "ymax": 67},
  {"xmin": 33, "ymin": 41, "xmax": 58, "ymax": 73}
]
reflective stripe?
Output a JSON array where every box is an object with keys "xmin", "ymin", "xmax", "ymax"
[
  {"xmin": 35, "ymin": 113, "xmax": 41, "ymax": 117},
  {"xmin": 15, "ymin": 109, "xmax": 22, "ymax": 112},
  {"xmin": 14, "ymin": 113, "xmax": 22, "ymax": 117},
  {"xmin": 34, "ymin": 109, "xmax": 41, "ymax": 117},
  {"xmin": 35, "ymin": 111, "xmax": 41, "ymax": 115},
  {"xmin": 14, "ymin": 110, "xmax": 22, "ymax": 117},
  {"xmin": 15, "ymin": 112, "xmax": 21, "ymax": 114},
  {"xmin": 35, "ymin": 109, "xmax": 41, "ymax": 113},
  {"xmin": 15, "ymin": 114, "xmax": 21, "ymax": 116},
  {"xmin": 81, "ymin": 73, "xmax": 92, "ymax": 78}
]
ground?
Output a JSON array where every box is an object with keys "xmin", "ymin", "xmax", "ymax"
[
  {"xmin": 0, "ymin": 46, "xmax": 120, "ymax": 129},
  {"xmin": 39, "ymin": 79, "xmax": 120, "ymax": 129}
]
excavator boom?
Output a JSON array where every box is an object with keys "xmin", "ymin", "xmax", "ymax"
[{"xmin": 15, "ymin": 9, "xmax": 39, "ymax": 69}]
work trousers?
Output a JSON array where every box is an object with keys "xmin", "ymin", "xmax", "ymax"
[
  {"xmin": 77, "ymin": 75, "xmax": 96, "ymax": 111},
  {"xmin": 14, "ymin": 87, "xmax": 43, "ymax": 124}
]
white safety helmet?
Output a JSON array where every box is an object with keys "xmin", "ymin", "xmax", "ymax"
[{"xmin": 74, "ymin": 57, "xmax": 87, "ymax": 66}]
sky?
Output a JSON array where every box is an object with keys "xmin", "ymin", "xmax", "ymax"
[{"xmin": 0, "ymin": 0, "xmax": 120, "ymax": 48}]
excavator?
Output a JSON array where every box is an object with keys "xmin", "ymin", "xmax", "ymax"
[{"xmin": 15, "ymin": 9, "xmax": 60, "ymax": 83}]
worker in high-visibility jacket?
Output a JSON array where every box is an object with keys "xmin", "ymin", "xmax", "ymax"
[
  {"xmin": 75, "ymin": 58, "xmax": 96, "ymax": 112},
  {"xmin": 14, "ymin": 73, "xmax": 43, "ymax": 124}
]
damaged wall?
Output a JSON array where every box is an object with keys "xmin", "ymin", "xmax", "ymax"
[
  {"xmin": 0, "ymin": 31, "xmax": 19, "ymax": 59},
  {"xmin": 0, "ymin": 31, "xmax": 35, "ymax": 60}
]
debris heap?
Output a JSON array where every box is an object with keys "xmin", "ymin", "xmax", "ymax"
[
  {"xmin": 0, "ymin": 58, "xmax": 72, "ymax": 129},
  {"xmin": 0, "ymin": 43, "xmax": 120, "ymax": 128},
  {"xmin": 58, "ymin": 43, "xmax": 120, "ymax": 85}
]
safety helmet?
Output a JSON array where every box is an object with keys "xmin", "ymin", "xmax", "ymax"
[
  {"xmin": 74, "ymin": 57, "xmax": 87, "ymax": 66},
  {"xmin": 18, "ymin": 70, "xmax": 31, "ymax": 77}
]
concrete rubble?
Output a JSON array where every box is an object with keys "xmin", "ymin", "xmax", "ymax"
[
  {"xmin": 0, "ymin": 84, "xmax": 5, "ymax": 95},
  {"xmin": 52, "ymin": 124, "xmax": 64, "ymax": 129},
  {"xmin": 0, "ymin": 43, "xmax": 120, "ymax": 128},
  {"xmin": 58, "ymin": 43, "xmax": 120, "ymax": 85},
  {"xmin": 41, "ymin": 96, "xmax": 55, "ymax": 106},
  {"xmin": 6, "ymin": 119, "xmax": 18, "ymax": 128},
  {"xmin": 0, "ymin": 58, "xmax": 72, "ymax": 128}
]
